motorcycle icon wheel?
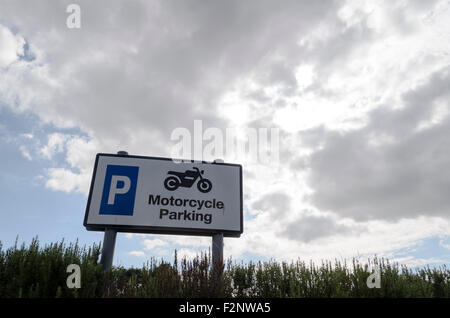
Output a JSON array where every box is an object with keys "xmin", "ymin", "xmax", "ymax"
[
  {"xmin": 197, "ymin": 179, "xmax": 212, "ymax": 193},
  {"xmin": 164, "ymin": 176, "xmax": 180, "ymax": 191}
]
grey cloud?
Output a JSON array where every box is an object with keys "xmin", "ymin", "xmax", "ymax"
[
  {"xmin": 3, "ymin": 0, "xmax": 449, "ymax": 225},
  {"xmin": 304, "ymin": 66, "xmax": 450, "ymax": 221},
  {"xmin": 244, "ymin": 89, "xmax": 271, "ymax": 104},
  {"xmin": 283, "ymin": 213, "xmax": 359, "ymax": 243},
  {"xmin": 0, "ymin": 0, "xmax": 341, "ymax": 157},
  {"xmin": 252, "ymin": 191, "xmax": 291, "ymax": 216},
  {"xmin": 295, "ymin": 1, "xmax": 440, "ymax": 100}
]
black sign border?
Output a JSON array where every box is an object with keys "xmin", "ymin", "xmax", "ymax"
[{"xmin": 83, "ymin": 153, "xmax": 243, "ymax": 238}]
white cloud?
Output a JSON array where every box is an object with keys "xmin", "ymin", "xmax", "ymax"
[
  {"xmin": 439, "ymin": 239, "xmax": 450, "ymax": 250},
  {"xmin": 42, "ymin": 135, "xmax": 97, "ymax": 195},
  {"xmin": 142, "ymin": 238, "xmax": 169, "ymax": 251},
  {"xmin": 21, "ymin": 133, "xmax": 34, "ymax": 139},
  {"xmin": 19, "ymin": 145, "xmax": 32, "ymax": 161},
  {"xmin": 390, "ymin": 256, "xmax": 447, "ymax": 268},
  {"xmin": 129, "ymin": 251, "xmax": 146, "ymax": 257},
  {"xmin": 177, "ymin": 248, "xmax": 199, "ymax": 260},
  {"xmin": 0, "ymin": 24, "xmax": 24, "ymax": 68},
  {"xmin": 225, "ymin": 215, "xmax": 450, "ymax": 262},
  {"xmin": 40, "ymin": 133, "xmax": 70, "ymax": 159},
  {"xmin": 45, "ymin": 167, "xmax": 88, "ymax": 194}
]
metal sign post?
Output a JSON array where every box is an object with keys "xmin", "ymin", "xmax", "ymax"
[
  {"xmin": 212, "ymin": 233, "xmax": 224, "ymax": 264},
  {"xmin": 100, "ymin": 228, "xmax": 117, "ymax": 270},
  {"xmin": 99, "ymin": 151, "xmax": 128, "ymax": 270},
  {"xmin": 212, "ymin": 159, "xmax": 224, "ymax": 285},
  {"xmin": 212, "ymin": 233, "xmax": 223, "ymax": 267}
]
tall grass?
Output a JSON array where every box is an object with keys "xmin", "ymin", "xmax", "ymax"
[{"xmin": 0, "ymin": 238, "xmax": 448, "ymax": 298}]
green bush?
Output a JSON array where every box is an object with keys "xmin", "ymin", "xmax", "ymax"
[
  {"xmin": 0, "ymin": 238, "xmax": 448, "ymax": 298},
  {"xmin": 0, "ymin": 237, "xmax": 103, "ymax": 298}
]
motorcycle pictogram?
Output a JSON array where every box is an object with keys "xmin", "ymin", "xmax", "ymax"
[{"xmin": 164, "ymin": 167, "xmax": 212, "ymax": 193}]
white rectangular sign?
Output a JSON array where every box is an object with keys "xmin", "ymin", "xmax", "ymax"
[{"xmin": 84, "ymin": 153, "xmax": 243, "ymax": 237}]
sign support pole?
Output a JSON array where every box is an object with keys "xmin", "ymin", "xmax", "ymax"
[
  {"xmin": 100, "ymin": 228, "xmax": 117, "ymax": 270},
  {"xmin": 212, "ymin": 159, "xmax": 224, "ymax": 286},
  {"xmin": 212, "ymin": 233, "xmax": 223, "ymax": 266},
  {"xmin": 100, "ymin": 150, "xmax": 128, "ymax": 270}
]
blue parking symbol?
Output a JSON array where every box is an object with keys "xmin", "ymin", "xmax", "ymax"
[{"xmin": 100, "ymin": 165, "xmax": 139, "ymax": 216}]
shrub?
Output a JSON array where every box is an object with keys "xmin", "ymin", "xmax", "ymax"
[{"xmin": 0, "ymin": 238, "xmax": 448, "ymax": 298}]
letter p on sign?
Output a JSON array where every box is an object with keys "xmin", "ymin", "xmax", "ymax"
[
  {"xmin": 100, "ymin": 165, "xmax": 139, "ymax": 216},
  {"xmin": 108, "ymin": 175, "xmax": 131, "ymax": 204}
]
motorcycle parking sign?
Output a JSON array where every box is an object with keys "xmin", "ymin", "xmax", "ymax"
[{"xmin": 84, "ymin": 153, "xmax": 243, "ymax": 237}]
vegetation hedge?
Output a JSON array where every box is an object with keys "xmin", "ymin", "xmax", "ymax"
[{"xmin": 0, "ymin": 238, "xmax": 448, "ymax": 298}]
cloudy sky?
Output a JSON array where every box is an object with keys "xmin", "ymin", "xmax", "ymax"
[{"xmin": 1, "ymin": 0, "xmax": 450, "ymax": 267}]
